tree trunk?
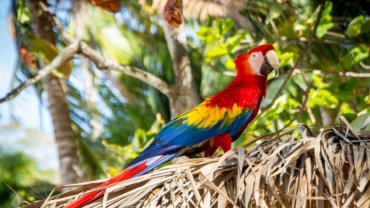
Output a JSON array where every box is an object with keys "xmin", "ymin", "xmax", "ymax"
[
  {"xmin": 44, "ymin": 75, "xmax": 81, "ymax": 184},
  {"xmin": 319, "ymin": 106, "xmax": 338, "ymax": 126},
  {"xmin": 225, "ymin": 6, "xmax": 254, "ymax": 31},
  {"xmin": 162, "ymin": 1, "xmax": 201, "ymax": 117},
  {"xmin": 27, "ymin": 0, "xmax": 81, "ymax": 184}
]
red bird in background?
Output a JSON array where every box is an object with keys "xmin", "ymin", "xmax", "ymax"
[{"xmin": 66, "ymin": 44, "xmax": 280, "ymax": 208}]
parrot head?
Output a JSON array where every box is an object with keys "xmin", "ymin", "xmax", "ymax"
[{"xmin": 234, "ymin": 44, "xmax": 280, "ymax": 76}]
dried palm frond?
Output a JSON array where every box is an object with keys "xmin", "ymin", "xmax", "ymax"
[
  {"xmin": 25, "ymin": 122, "xmax": 370, "ymax": 208},
  {"xmin": 140, "ymin": 0, "xmax": 253, "ymax": 29},
  {"xmin": 150, "ymin": 0, "xmax": 245, "ymax": 20}
]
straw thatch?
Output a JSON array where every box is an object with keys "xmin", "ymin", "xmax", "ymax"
[
  {"xmin": 142, "ymin": 0, "xmax": 246, "ymax": 20},
  {"xmin": 25, "ymin": 121, "xmax": 370, "ymax": 208}
]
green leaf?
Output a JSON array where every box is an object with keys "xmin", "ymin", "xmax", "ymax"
[
  {"xmin": 316, "ymin": 2, "xmax": 333, "ymax": 38},
  {"xmin": 269, "ymin": 4, "xmax": 282, "ymax": 19},
  {"xmin": 342, "ymin": 45, "xmax": 369, "ymax": 69},
  {"xmin": 321, "ymin": 1, "xmax": 333, "ymax": 18},
  {"xmin": 261, "ymin": 77, "xmax": 285, "ymax": 108},
  {"xmin": 316, "ymin": 22, "xmax": 334, "ymax": 38},
  {"xmin": 225, "ymin": 33, "xmax": 243, "ymax": 51},
  {"xmin": 312, "ymin": 74, "xmax": 329, "ymax": 88},
  {"xmin": 28, "ymin": 35, "xmax": 72, "ymax": 78},
  {"xmin": 278, "ymin": 52, "xmax": 295, "ymax": 68},
  {"xmin": 308, "ymin": 89, "xmax": 339, "ymax": 109},
  {"xmin": 346, "ymin": 15, "xmax": 365, "ymax": 37},
  {"xmin": 340, "ymin": 102, "xmax": 355, "ymax": 115},
  {"xmin": 361, "ymin": 19, "xmax": 370, "ymax": 34},
  {"xmin": 221, "ymin": 18, "xmax": 234, "ymax": 34},
  {"xmin": 205, "ymin": 43, "xmax": 228, "ymax": 61},
  {"xmin": 350, "ymin": 113, "xmax": 370, "ymax": 131},
  {"xmin": 215, "ymin": 19, "xmax": 223, "ymax": 35},
  {"xmin": 197, "ymin": 26, "xmax": 211, "ymax": 41},
  {"xmin": 287, "ymin": 82, "xmax": 299, "ymax": 97},
  {"xmin": 225, "ymin": 55, "xmax": 235, "ymax": 69},
  {"xmin": 16, "ymin": 0, "xmax": 31, "ymax": 24},
  {"xmin": 339, "ymin": 78, "xmax": 358, "ymax": 91}
]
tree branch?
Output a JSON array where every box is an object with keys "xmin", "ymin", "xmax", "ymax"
[
  {"xmin": 78, "ymin": 42, "xmax": 171, "ymax": 96},
  {"xmin": 359, "ymin": 61, "xmax": 370, "ymax": 70},
  {"xmin": 43, "ymin": 3, "xmax": 172, "ymax": 97},
  {"xmin": 0, "ymin": 41, "xmax": 80, "ymax": 104},
  {"xmin": 339, "ymin": 72, "xmax": 370, "ymax": 78}
]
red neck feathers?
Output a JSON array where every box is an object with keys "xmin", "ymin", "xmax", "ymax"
[
  {"xmin": 228, "ymin": 73, "xmax": 268, "ymax": 97},
  {"xmin": 207, "ymin": 71, "xmax": 267, "ymax": 109},
  {"xmin": 227, "ymin": 54, "xmax": 268, "ymax": 97}
]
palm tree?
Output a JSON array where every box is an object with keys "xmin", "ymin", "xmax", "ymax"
[{"xmin": 26, "ymin": 0, "xmax": 81, "ymax": 184}]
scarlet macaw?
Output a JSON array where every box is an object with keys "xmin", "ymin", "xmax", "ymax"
[{"xmin": 65, "ymin": 44, "xmax": 279, "ymax": 208}]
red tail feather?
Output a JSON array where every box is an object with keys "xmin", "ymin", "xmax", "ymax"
[{"xmin": 65, "ymin": 162, "xmax": 147, "ymax": 208}]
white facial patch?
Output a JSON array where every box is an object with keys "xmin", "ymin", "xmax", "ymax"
[{"xmin": 248, "ymin": 51, "xmax": 264, "ymax": 76}]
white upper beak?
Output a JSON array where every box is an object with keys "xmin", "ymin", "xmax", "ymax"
[{"xmin": 266, "ymin": 50, "xmax": 280, "ymax": 70}]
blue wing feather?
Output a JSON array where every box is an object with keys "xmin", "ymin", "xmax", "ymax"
[
  {"xmin": 129, "ymin": 105, "xmax": 254, "ymax": 168},
  {"xmin": 128, "ymin": 142, "xmax": 181, "ymax": 167},
  {"xmin": 229, "ymin": 111, "xmax": 253, "ymax": 136},
  {"xmin": 156, "ymin": 109, "xmax": 253, "ymax": 146}
]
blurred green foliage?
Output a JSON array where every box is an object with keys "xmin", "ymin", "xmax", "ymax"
[
  {"xmin": 0, "ymin": 149, "xmax": 33, "ymax": 207},
  {"xmin": 0, "ymin": 149, "xmax": 55, "ymax": 207},
  {"xmin": 3, "ymin": 0, "xmax": 370, "ymax": 205}
]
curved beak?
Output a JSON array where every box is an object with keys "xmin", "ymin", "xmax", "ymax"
[{"xmin": 260, "ymin": 50, "xmax": 280, "ymax": 76}]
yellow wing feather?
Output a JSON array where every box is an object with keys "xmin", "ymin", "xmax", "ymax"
[{"xmin": 177, "ymin": 99, "xmax": 245, "ymax": 129}]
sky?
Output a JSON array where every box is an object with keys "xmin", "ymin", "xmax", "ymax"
[
  {"xmin": 0, "ymin": 1, "xmax": 53, "ymax": 132},
  {"xmin": 0, "ymin": 0, "xmax": 59, "ymax": 173}
]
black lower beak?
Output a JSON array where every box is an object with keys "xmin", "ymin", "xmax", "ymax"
[{"xmin": 260, "ymin": 56, "xmax": 273, "ymax": 76}]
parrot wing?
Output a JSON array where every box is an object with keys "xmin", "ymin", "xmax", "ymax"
[{"xmin": 129, "ymin": 93, "xmax": 257, "ymax": 167}]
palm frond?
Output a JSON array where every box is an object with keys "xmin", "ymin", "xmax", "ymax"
[
  {"xmin": 25, "ymin": 122, "xmax": 370, "ymax": 207},
  {"xmin": 143, "ymin": 0, "xmax": 246, "ymax": 20}
]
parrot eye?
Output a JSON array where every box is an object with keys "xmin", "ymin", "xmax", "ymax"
[{"xmin": 252, "ymin": 53, "xmax": 257, "ymax": 58}]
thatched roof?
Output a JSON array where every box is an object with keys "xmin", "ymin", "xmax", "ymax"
[{"xmin": 25, "ymin": 122, "xmax": 370, "ymax": 207}]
